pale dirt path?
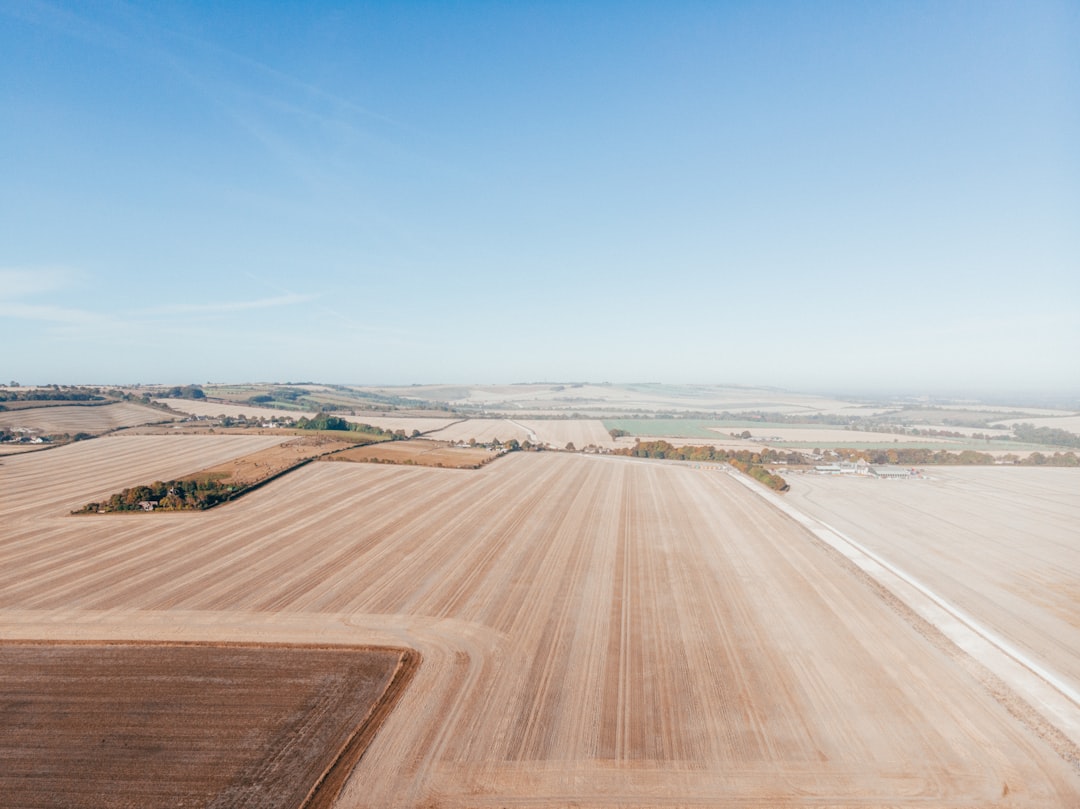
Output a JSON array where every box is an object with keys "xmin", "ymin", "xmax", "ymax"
[{"xmin": 2, "ymin": 451, "xmax": 1079, "ymax": 806}]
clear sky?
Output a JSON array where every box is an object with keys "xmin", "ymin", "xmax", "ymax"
[{"xmin": 2, "ymin": 1, "xmax": 1077, "ymax": 394}]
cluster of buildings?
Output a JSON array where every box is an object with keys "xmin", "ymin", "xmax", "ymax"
[{"xmin": 812, "ymin": 459, "xmax": 921, "ymax": 479}]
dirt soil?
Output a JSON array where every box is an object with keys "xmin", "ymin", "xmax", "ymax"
[
  {"xmin": 2, "ymin": 441, "xmax": 1079, "ymax": 806},
  {"xmin": 0, "ymin": 641, "xmax": 417, "ymax": 809},
  {"xmin": 327, "ymin": 439, "xmax": 497, "ymax": 469},
  {"xmin": 181, "ymin": 435, "xmax": 358, "ymax": 487},
  {"xmin": 785, "ymin": 467, "xmax": 1080, "ymax": 697},
  {"xmin": 0, "ymin": 402, "xmax": 171, "ymax": 435}
]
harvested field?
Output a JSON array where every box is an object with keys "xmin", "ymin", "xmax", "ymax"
[
  {"xmin": 158, "ymin": 399, "xmax": 456, "ymax": 435},
  {"xmin": 338, "ymin": 416, "xmax": 459, "ymax": 435},
  {"xmin": 0, "ymin": 641, "xmax": 416, "ymax": 809},
  {"xmin": 706, "ymin": 425, "xmax": 961, "ymax": 444},
  {"xmin": 0, "ymin": 434, "xmax": 286, "ymax": 520},
  {"xmin": 516, "ymin": 419, "xmax": 617, "ymax": 449},
  {"xmin": 328, "ymin": 439, "xmax": 497, "ymax": 468},
  {"xmin": 0, "ymin": 443, "xmax": 45, "ymax": 455},
  {"xmin": 989, "ymin": 414, "xmax": 1080, "ymax": 435},
  {"xmin": 3, "ymin": 446, "xmax": 1079, "ymax": 806},
  {"xmin": 785, "ymin": 467, "xmax": 1080, "ymax": 696},
  {"xmin": 156, "ymin": 398, "xmax": 318, "ymax": 421},
  {"xmin": 425, "ymin": 418, "xmax": 532, "ymax": 445},
  {"xmin": 0, "ymin": 402, "xmax": 171, "ymax": 435},
  {"xmin": 180, "ymin": 435, "xmax": 358, "ymax": 487}
]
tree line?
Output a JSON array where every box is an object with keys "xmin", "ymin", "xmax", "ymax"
[
  {"xmin": 75, "ymin": 477, "xmax": 238, "ymax": 513},
  {"xmin": 613, "ymin": 441, "xmax": 790, "ymax": 491}
]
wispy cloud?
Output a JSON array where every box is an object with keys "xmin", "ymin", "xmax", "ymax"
[
  {"xmin": 144, "ymin": 292, "xmax": 317, "ymax": 315},
  {"xmin": 0, "ymin": 301, "xmax": 107, "ymax": 325},
  {"xmin": 0, "ymin": 267, "xmax": 81, "ymax": 299}
]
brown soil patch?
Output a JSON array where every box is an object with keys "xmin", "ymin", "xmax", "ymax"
[
  {"xmin": 181, "ymin": 435, "xmax": 358, "ymax": 487},
  {"xmin": 327, "ymin": 438, "xmax": 497, "ymax": 469},
  {"xmin": 0, "ymin": 641, "xmax": 418, "ymax": 809}
]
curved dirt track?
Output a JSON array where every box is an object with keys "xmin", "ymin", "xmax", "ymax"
[{"xmin": 2, "ymin": 442, "xmax": 1079, "ymax": 806}]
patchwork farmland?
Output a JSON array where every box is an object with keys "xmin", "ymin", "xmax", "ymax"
[{"xmin": 1, "ymin": 435, "xmax": 1078, "ymax": 806}]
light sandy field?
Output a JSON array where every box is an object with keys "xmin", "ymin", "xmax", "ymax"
[
  {"xmin": 785, "ymin": 468, "xmax": 1080, "ymax": 697},
  {"xmin": 345, "ymin": 416, "xmax": 460, "ymax": 434},
  {"xmin": 0, "ymin": 434, "xmax": 286, "ymax": 520},
  {"xmin": 989, "ymin": 415, "xmax": 1080, "ymax": 435},
  {"xmin": 938, "ymin": 404, "xmax": 1076, "ymax": 417},
  {"xmin": 706, "ymin": 426, "xmax": 962, "ymax": 444},
  {"xmin": 0, "ymin": 444, "xmax": 44, "ymax": 455},
  {"xmin": 2, "ymin": 443, "xmax": 1079, "ymax": 807},
  {"xmin": 330, "ymin": 439, "xmax": 497, "ymax": 468},
  {"xmin": 157, "ymin": 398, "xmax": 456, "ymax": 434},
  {"xmin": 515, "ymin": 419, "xmax": 618, "ymax": 449},
  {"xmin": 425, "ymin": 418, "xmax": 533, "ymax": 444},
  {"xmin": 364, "ymin": 383, "xmax": 890, "ymax": 416},
  {"xmin": 155, "ymin": 398, "xmax": 318, "ymax": 420},
  {"xmin": 0, "ymin": 402, "xmax": 171, "ymax": 434}
]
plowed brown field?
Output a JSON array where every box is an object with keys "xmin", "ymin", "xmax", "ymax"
[
  {"xmin": 0, "ymin": 641, "xmax": 415, "ymax": 809},
  {"xmin": 2, "ymin": 441, "xmax": 1079, "ymax": 807}
]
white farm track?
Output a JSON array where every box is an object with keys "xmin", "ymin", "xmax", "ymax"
[{"xmin": 1, "ymin": 436, "xmax": 1079, "ymax": 806}]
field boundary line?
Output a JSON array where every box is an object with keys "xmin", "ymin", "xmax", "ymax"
[{"xmin": 723, "ymin": 468, "xmax": 1080, "ymax": 743}]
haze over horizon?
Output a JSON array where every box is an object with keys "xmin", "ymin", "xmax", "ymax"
[{"xmin": 2, "ymin": 1, "xmax": 1077, "ymax": 393}]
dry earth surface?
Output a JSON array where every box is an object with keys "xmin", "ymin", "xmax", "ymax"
[
  {"xmin": 515, "ymin": 419, "xmax": 618, "ymax": 449},
  {"xmin": 0, "ymin": 641, "xmax": 414, "ymax": 809},
  {"xmin": 988, "ymin": 414, "xmax": 1080, "ymax": 434},
  {"xmin": 178, "ymin": 435, "xmax": 359, "ymax": 487},
  {"xmin": 328, "ymin": 439, "xmax": 497, "ymax": 468},
  {"xmin": 425, "ymin": 418, "xmax": 533, "ymax": 445},
  {"xmin": 2, "ymin": 437, "xmax": 1080, "ymax": 806},
  {"xmin": 158, "ymin": 399, "xmax": 457, "ymax": 435},
  {"xmin": 364, "ymin": 383, "xmax": 888, "ymax": 416},
  {"xmin": 0, "ymin": 402, "xmax": 172, "ymax": 434},
  {"xmin": 785, "ymin": 468, "xmax": 1080, "ymax": 698},
  {"xmin": 706, "ymin": 426, "xmax": 961, "ymax": 444}
]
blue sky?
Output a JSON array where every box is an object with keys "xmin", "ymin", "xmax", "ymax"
[{"xmin": 2, "ymin": 1, "xmax": 1077, "ymax": 393}]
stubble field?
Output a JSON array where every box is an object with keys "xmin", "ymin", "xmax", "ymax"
[
  {"xmin": 0, "ymin": 402, "xmax": 172, "ymax": 435},
  {"xmin": 785, "ymin": 467, "xmax": 1080, "ymax": 698},
  {"xmin": 1, "ymin": 436, "xmax": 1078, "ymax": 807}
]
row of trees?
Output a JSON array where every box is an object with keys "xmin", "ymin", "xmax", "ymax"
[
  {"xmin": 828, "ymin": 447, "xmax": 1079, "ymax": 467},
  {"xmin": 296, "ymin": 413, "xmax": 418, "ymax": 441},
  {"xmin": 614, "ymin": 441, "xmax": 790, "ymax": 492},
  {"xmin": 75, "ymin": 476, "xmax": 237, "ymax": 513}
]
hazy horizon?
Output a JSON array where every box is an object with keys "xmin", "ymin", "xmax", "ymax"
[{"xmin": 2, "ymin": 2, "xmax": 1077, "ymax": 393}]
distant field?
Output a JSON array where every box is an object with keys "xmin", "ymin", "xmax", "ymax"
[
  {"xmin": 604, "ymin": 418, "xmax": 1056, "ymax": 454},
  {"xmin": 158, "ymin": 398, "xmax": 457, "ymax": 435},
  {"xmin": 0, "ymin": 402, "xmax": 171, "ymax": 435},
  {"xmin": 516, "ymin": 419, "xmax": 617, "ymax": 449},
  {"xmin": 0, "ymin": 642, "xmax": 414, "ymax": 809},
  {"xmin": 328, "ymin": 439, "xmax": 497, "ymax": 468},
  {"xmin": 425, "ymin": 418, "xmax": 533, "ymax": 444},
  {"xmin": 156, "ymin": 398, "xmax": 318, "ymax": 421},
  {"xmin": 989, "ymin": 414, "xmax": 1080, "ymax": 435}
]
